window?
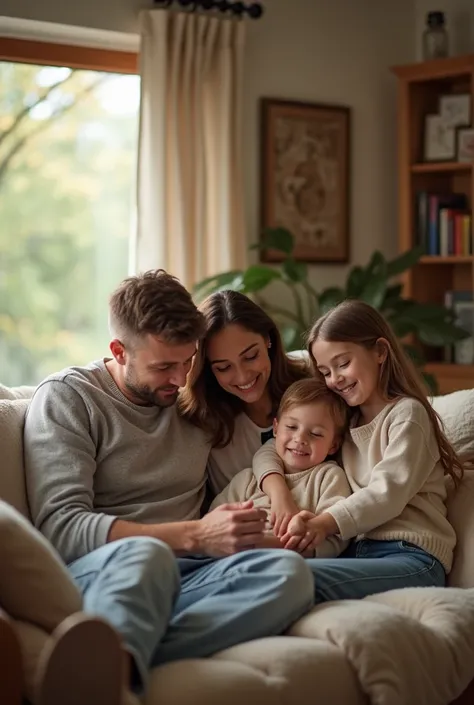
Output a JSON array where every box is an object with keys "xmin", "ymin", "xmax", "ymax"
[{"xmin": 0, "ymin": 39, "xmax": 139, "ymax": 386}]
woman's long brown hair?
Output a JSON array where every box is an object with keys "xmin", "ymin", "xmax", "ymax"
[
  {"xmin": 306, "ymin": 300, "xmax": 464, "ymax": 486},
  {"xmin": 179, "ymin": 290, "xmax": 309, "ymax": 447}
]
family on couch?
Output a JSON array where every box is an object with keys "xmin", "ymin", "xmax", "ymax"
[{"xmin": 11, "ymin": 269, "xmax": 464, "ymax": 703}]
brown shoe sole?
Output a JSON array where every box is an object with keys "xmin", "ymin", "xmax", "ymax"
[
  {"xmin": 0, "ymin": 609, "xmax": 22, "ymax": 705},
  {"xmin": 36, "ymin": 614, "xmax": 124, "ymax": 705}
]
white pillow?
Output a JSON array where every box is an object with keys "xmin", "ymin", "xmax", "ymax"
[
  {"xmin": 431, "ymin": 388, "xmax": 474, "ymax": 468},
  {"xmin": 0, "ymin": 500, "xmax": 81, "ymax": 632},
  {"xmin": 0, "ymin": 399, "xmax": 30, "ymax": 516},
  {"xmin": 0, "ymin": 383, "xmax": 36, "ymax": 400}
]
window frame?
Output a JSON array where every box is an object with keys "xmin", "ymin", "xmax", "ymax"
[{"xmin": 0, "ymin": 37, "xmax": 138, "ymax": 74}]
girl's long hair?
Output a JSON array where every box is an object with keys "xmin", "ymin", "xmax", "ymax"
[
  {"xmin": 306, "ymin": 299, "xmax": 463, "ymax": 486},
  {"xmin": 179, "ymin": 290, "xmax": 309, "ymax": 447}
]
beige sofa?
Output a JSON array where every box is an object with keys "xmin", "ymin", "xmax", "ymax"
[{"xmin": 2, "ymin": 382, "xmax": 474, "ymax": 705}]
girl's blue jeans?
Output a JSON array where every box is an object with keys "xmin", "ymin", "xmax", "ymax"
[{"xmin": 306, "ymin": 539, "xmax": 446, "ymax": 603}]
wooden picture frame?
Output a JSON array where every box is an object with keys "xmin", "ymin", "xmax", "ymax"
[
  {"xmin": 457, "ymin": 127, "xmax": 474, "ymax": 163},
  {"xmin": 423, "ymin": 114, "xmax": 456, "ymax": 162},
  {"xmin": 260, "ymin": 98, "xmax": 350, "ymax": 263}
]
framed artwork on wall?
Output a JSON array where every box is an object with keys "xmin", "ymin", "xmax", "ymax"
[{"xmin": 260, "ymin": 98, "xmax": 350, "ymax": 263}]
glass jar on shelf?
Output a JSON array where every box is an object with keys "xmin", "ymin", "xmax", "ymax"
[{"xmin": 422, "ymin": 11, "xmax": 449, "ymax": 60}]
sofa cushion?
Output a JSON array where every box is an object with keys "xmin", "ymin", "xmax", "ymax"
[
  {"xmin": 0, "ymin": 383, "xmax": 35, "ymax": 401},
  {"xmin": 447, "ymin": 468, "xmax": 474, "ymax": 588},
  {"xmin": 431, "ymin": 388, "xmax": 474, "ymax": 468},
  {"xmin": 290, "ymin": 587, "xmax": 474, "ymax": 705},
  {"xmin": 147, "ymin": 637, "xmax": 365, "ymax": 705},
  {"xmin": 0, "ymin": 500, "xmax": 82, "ymax": 633},
  {"xmin": 0, "ymin": 399, "xmax": 30, "ymax": 516}
]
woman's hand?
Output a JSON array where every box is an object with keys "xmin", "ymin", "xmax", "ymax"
[{"xmin": 270, "ymin": 494, "xmax": 301, "ymax": 537}]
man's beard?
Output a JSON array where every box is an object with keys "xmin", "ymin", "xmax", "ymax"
[{"xmin": 124, "ymin": 369, "xmax": 178, "ymax": 408}]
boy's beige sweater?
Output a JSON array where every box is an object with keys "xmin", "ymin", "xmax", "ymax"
[
  {"xmin": 211, "ymin": 440, "xmax": 351, "ymax": 558},
  {"xmin": 254, "ymin": 398, "xmax": 456, "ymax": 572}
]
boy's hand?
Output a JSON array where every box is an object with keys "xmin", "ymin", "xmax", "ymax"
[
  {"xmin": 281, "ymin": 511, "xmax": 338, "ymax": 553},
  {"xmin": 281, "ymin": 510, "xmax": 319, "ymax": 552},
  {"xmin": 270, "ymin": 495, "xmax": 301, "ymax": 537}
]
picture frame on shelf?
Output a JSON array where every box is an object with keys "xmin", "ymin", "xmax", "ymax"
[
  {"xmin": 439, "ymin": 93, "xmax": 471, "ymax": 128},
  {"xmin": 260, "ymin": 98, "xmax": 350, "ymax": 263},
  {"xmin": 457, "ymin": 127, "xmax": 474, "ymax": 163},
  {"xmin": 452, "ymin": 294, "xmax": 474, "ymax": 364},
  {"xmin": 424, "ymin": 114, "xmax": 456, "ymax": 161}
]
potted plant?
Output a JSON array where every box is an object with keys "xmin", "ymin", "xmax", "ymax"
[{"xmin": 194, "ymin": 228, "xmax": 468, "ymax": 392}]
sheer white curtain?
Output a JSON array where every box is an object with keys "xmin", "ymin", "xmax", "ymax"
[{"xmin": 136, "ymin": 9, "xmax": 247, "ymax": 290}]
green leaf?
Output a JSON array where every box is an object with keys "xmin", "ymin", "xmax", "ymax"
[
  {"xmin": 250, "ymin": 227, "xmax": 294, "ymax": 255},
  {"xmin": 390, "ymin": 317, "xmax": 417, "ymax": 338},
  {"xmin": 403, "ymin": 344, "xmax": 424, "ymax": 367},
  {"xmin": 386, "ymin": 246, "xmax": 424, "ymax": 278},
  {"xmin": 192, "ymin": 270, "xmax": 245, "ymax": 302},
  {"xmin": 359, "ymin": 276, "xmax": 387, "ymax": 309},
  {"xmin": 418, "ymin": 319, "xmax": 470, "ymax": 346},
  {"xmin": 280, "ymin": 325, "xmax": 301, "ymax": 351},
  {"xmin": 366, "ymin": 251, "xmax": 386, "ymax": 278},
  {"xmin": 192, "ymin": 270, "xmax": 242, "ymax": 294},
  {"xmin": 422, "ymin": 372, "xmax": 438, "ymax": 395},
  {"xmin": 241, "ymin": 266, "xmax": 281, "ymax": 293},
  {"xmin": 318, "ymin": 287, "xmax": 346, "ymax": 314},
  {"xmin": 383, "ymin": 297, "xmax": 415, "ymax": 319},
  {"xmin": 282, "ymin": 258, "xmax": 307, "ymax": 282},
  {"xmin": 382, "ymin": 283, "xmax": 403, "ymax": 308},
  {"xmin": 346, "ymin": 266, "xmax": 366, "ymax": 298},
  {"xmin": 399, "ymin": 302, "xmax": 454, "ymax": 322}
]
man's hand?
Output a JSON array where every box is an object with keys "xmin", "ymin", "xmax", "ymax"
[
  {"xmin": 270, "ymin": 495, "xmax": 301, "ymax": 538},
  {"xmin": 194, "ymin": 501, "xmax": 267, "ymax": 556}
]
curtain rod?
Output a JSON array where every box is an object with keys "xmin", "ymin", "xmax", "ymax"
[{"xmin": 153, "ymin": 1, "xmax": 264, "ymax": 20}]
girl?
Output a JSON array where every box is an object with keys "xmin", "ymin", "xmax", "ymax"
[
  {"xmin": 253, "ymin": 299, "xmax": 463, "ymax": 600},
  {"xmin": 179, "ymin": 290, "xmax": 309, "ymax": 524}
]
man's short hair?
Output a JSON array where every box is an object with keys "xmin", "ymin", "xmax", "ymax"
[{"xmin": 109, "ymin": 269, "xmax": 205, "ymax": 346}]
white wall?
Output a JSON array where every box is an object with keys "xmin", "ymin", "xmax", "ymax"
[
  {"xmin": 415, "ymin": 0, "xmax": 474, "ymax": 59},
  {"xmin": 0, "ymin": 0, "xmax": 416, "ymax": 294},
  {"xmin": 244, "ymin": 0, "xmax": 415, "ymax": 294},
  {"xmin": 0, "ymin": 0, "xmax": 143, "ymax": 33}
]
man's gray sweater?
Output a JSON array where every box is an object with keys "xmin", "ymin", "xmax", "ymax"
[{"xmin": 24, "ymin": 360, "xmax": 210, "ymax": 564}]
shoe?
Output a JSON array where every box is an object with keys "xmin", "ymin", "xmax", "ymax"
[
  {"xmin": 0, "ymin": 610, "xmax": 22, "ymax": 704},
  {"xmin": 36, "ymin": 613, "xmax": 124, "ymax": 705}
]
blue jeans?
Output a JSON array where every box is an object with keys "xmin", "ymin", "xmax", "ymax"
[
  {"xmin": 68, "ymin": 538, "xmax": 314, "ymax": 690},
  {"xmin": 306, "ymin": 539, "xmax": 446, "ymax": 603}
]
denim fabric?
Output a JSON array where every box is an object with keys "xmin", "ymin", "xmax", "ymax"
[
  {"xmin": 306, "ymin": 539, "xmax": 446, "ymax": 603},
  {"xmin": 68, "ymin": 539, "xmax": 314, "ymax": 690}
]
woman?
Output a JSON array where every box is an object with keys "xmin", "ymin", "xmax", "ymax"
[{"xmin": 179, "ymin": 290, "xmax": 309, "ymax": 496}]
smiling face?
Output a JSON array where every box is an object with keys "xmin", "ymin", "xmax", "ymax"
[
  {"xmin": 274, "ymin": 401, "xmax": 338, "ymax": 474},
  {"xmin": 206, "ymin": 324, "xmax": 272, "ymax": 404},
  {"xmin": 311, "ymin": 339, "xmax": 387, "ymax": 422},
  {"xmin": 110, "ymin": 333, "xmax": 197, "ymax": 407}
]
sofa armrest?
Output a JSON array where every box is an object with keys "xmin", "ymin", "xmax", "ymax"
[{"xmin": 0, "ymin": 608, "xmax": 23, "ymax": 705}]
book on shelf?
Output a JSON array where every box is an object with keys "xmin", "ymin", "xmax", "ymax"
[
  {"xmin": 444, "ymin": 290, "xmax": 474, "ymax": 364},
  {"xmin": 416, "ymin": 191, "xmax": 472, "ymax": 255}
]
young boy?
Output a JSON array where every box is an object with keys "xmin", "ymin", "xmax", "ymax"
[{"xmin": 210, "ymin": 378, "xmax": 352, "ymax": 557}]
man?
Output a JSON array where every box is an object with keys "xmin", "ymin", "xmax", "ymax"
[{"xmin": 24, "ymin": 270, "xmax": 313, "ymax": 695}]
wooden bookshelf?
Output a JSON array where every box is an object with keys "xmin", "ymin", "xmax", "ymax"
[
  {"xmin": 392, "ymin": 55, "xmax": 474, "ymax": 394},
  {"xmin": 411, "ymin": 162, "xmax": 472, "ymax": 174}
]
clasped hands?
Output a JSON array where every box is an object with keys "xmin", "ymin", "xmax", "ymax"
[{"xmin": 271, "ymin": 500, "xmax": 338, "ymax": 554}]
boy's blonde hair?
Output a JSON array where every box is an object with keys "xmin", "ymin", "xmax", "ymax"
[{"xmin": 277, "ymin": 378, "xmax": 350, "ymax": 444}]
